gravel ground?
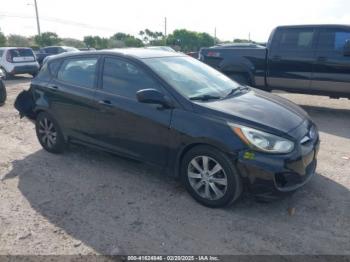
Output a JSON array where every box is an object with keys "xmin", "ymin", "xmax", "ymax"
[{"xmin": 0, "ymin": 76, "xmax": 349, "ymax": 255}]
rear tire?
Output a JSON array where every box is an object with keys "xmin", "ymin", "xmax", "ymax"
[
  {"xmin": 0, "ymin": 80, "xmax": 6, "ymax": 106},
  {"xmin": 181, "ymin": 145, "xmax": 243, "ymax": 208},
  {"xmin": 0, "ymin": 68, "xmax": 11, "ymax": 80},
  {"xmin": 35, "ymin": 112, "xmax": 66, "ymax": 154},
  {"xmin": 31, "ymin": 72, "xmax": 38, "ymax": 78}
]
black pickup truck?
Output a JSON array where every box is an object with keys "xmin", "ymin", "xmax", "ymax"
[{"xmin": 199, "ymin": 25, "xmax": 350, "ymax": 98}]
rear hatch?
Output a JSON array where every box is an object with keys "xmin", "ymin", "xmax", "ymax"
[{"xmin": 8, "ymin": 48, "xmax": 36, "ymax": 63}]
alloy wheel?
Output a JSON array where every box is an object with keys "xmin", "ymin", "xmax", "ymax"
[
  {"xmin": 187, "ymin": 156, "xmax": 228, "ymax": 200},
  {"xmin": 38, "ymin": 117, "xmax": 57, "ymax": 148}
]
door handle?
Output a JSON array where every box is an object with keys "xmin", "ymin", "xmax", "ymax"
[
  {"xmin": 48, "ymin": 85, "xmax": 59, "ymax": 91},
  {"xmin": 317, "ymin": 56, "xmax": 327, "ymax": 62},
  {"xmin": 271, "ymin": 55, "xmax": 281, "ymax": 61},
  {"xmin": 98, "ymin": 100, "xmax": 113, "ymax": 106}
]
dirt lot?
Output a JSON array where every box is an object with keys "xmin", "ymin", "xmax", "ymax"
[{"xmin": 0, "ymin": 76, "xmax": 349, "ymax": 255}]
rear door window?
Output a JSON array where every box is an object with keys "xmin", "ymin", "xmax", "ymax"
[
  {"xmin": 278, "ymin": 28, "xmax": 315, "ymax": 51},
  {"xmin": 57, "ymin": 57, "xmax": 98, "ymax": 88}
]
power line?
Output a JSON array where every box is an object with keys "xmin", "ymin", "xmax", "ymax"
[{"xmin": 0, "ymin": 12, "xmax": 117, "ymax": 33}]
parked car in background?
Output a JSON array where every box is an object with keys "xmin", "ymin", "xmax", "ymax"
[
  {"xmin": 186, "ymin": 52, "xmax": 199, "ymax": 59},
  {"xmin": 200, "ymin": 24, "xmax": 350, "ymax": 98},
  {"xmin": 0, "ymin": 47, "xmax": 40, "ymax": 79},
  {"xmin": 145, "ymin": 46, "xmax": 176, "ymax": 52},
  {"xmin": 209, "ymin": 43, "xmax": 266, "ymax": 49},
  {"xmin": 0, "ymin": 74, "xmax": 6, "ymax": 106},
  {"xmin": 79, "ymin": 47, "xmax": 96, "ymax": 51},
  {"xmin": 15, "ymin": 49, "xmax": 319, "ymax": 207},
  {"xmin": 35, "ymin": 46, "xmax": 79, "ymax": 66}
]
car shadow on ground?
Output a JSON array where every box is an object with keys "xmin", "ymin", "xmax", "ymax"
[
  {"xmin": 2, "ymin": 146, "xmax": 350, "ymax": 254},
  {"xmin": 301, "ymin": 105, "xmax": 350, "ymax": 139}
]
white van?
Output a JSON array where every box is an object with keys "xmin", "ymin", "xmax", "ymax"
[{"xmin": 0, "ymin": 47, "xmax": 40, "ymax": 79}]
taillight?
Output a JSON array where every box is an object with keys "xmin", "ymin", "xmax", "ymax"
[
  {"xmin": 207, "ymin": 51, "xmax": 221, "ymax": 58},
  {"xmin": 6, "ymin": 51, "xmax": 12, "ymax": 63}
]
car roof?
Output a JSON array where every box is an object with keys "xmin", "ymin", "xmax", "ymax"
[
  {"xmin": 49, "ymin": 48, "xmax": 186, "ymax": 60},
  {"xmin": 42, "ymin": 46, "xmax": 66, "ymax": 48},
  {"xmin": 276, "ymin": 24, "xmax": 350, "ymax": 29},
  {"xmin": 0, "ymin": 47, "xmax": 33, "ymax": 50}
]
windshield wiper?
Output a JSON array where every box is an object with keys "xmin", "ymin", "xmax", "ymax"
[
  {"xmin": 189, "ymin": 95, "xmax": 222, "ymax": 101},
  {"xmin": 225, "ymin": 85, "xmax": 250, "ymax": 98}
]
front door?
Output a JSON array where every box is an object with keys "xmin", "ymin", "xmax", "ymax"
[
  {"xmin": 93, "ymin": 56, "xmax": 172, "ymax": 166},
  {"xmin": 267, "ymin": 27, "xmax": 316, "ymax": 91}
]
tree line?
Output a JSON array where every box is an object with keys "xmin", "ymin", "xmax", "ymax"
[{"xmin": 0, "ymin": 28, "xmax": 220, "ymax": 52}]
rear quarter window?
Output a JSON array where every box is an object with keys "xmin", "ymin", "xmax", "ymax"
[
  {"xmin": 36, "ymin": 62, "xmax": 51, "ymax": 81},
  {"xmin": 48, "ymin": 60, "xmax": 62, "ymax": 76}
]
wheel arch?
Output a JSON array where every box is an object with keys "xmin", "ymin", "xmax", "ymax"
[
  {"xmin": 173, "ymin": 141, "xmax": 238, "ymax": 178},
  {"xmin": 34, "ymin": 109, "xmax": 68, "ymax": 142},
  {"xmin": 217, "ymin": 56, "xmax": 256, "ymax": 86}
]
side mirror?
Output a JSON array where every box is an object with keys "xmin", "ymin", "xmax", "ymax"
[
  {"xmin": 343, "ymin": 40, "xmax": 350, "ymax": 56},
  {"xmin": 136, "ymin": 89, "xmax": 174, "ymax": 109}
]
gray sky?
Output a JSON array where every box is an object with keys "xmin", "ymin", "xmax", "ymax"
[{"xmin": 1, "ymin": 0, "xmax": 350, "ymax": 42}]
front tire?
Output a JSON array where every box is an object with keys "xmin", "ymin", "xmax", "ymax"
[
  {"xmin": 181, "ymin": 145, "xmax": 243, "ymax": 208},
  {"xmin": 35, "ymin": 112, "xmax": 66, "ymax": 154}
]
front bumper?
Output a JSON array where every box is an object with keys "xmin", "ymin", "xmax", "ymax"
[{"xmin": 237, "ymin": 136, "xmax": 320, "ymax": 197}]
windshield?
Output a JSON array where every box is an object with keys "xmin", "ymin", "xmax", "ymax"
[{"xmin": 143, "ymin": 56, "xmax": 239, "ymax": 99}]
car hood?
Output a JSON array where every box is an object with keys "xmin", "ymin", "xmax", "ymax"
[{"xmin": 195, "ymin": 88, "xmax": 309, "ymax": 134}]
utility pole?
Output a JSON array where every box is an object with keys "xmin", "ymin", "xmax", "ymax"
[
  {"xmin": 164, "ymin": 17, "xmax": 167, "ymax": 37},
  {"xmin": 34, "ymin": 0, "xmax": 41, "ymax": 35},
  {"xmin": 214, "ymin": 27, "xmax": 216, "ymax": 45}
]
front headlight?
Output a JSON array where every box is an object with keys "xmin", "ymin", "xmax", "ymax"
[{"xmin": 230, "ymin": 125, "xmax": 294, "ymax": 153}]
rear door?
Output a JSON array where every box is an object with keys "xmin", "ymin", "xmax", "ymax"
[
  {"xmin": 93, "ymin": 56, "xmax": 172, "ymax": 166},
  {"xmin": 267, "ymin": 27, "xmax": 316, "ymax": 90},
  {"xmin": 311, "ymin": 27, "xmax": 350, "ymax": 95},
  {"xmin": 48, "ymin": 56, "xmax": 100, "ymax": 142}
]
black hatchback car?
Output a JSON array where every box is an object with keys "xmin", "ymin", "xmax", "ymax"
[{"xmin": 15, "ymin": 49, "xmax": 320, "ymax": 207}]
